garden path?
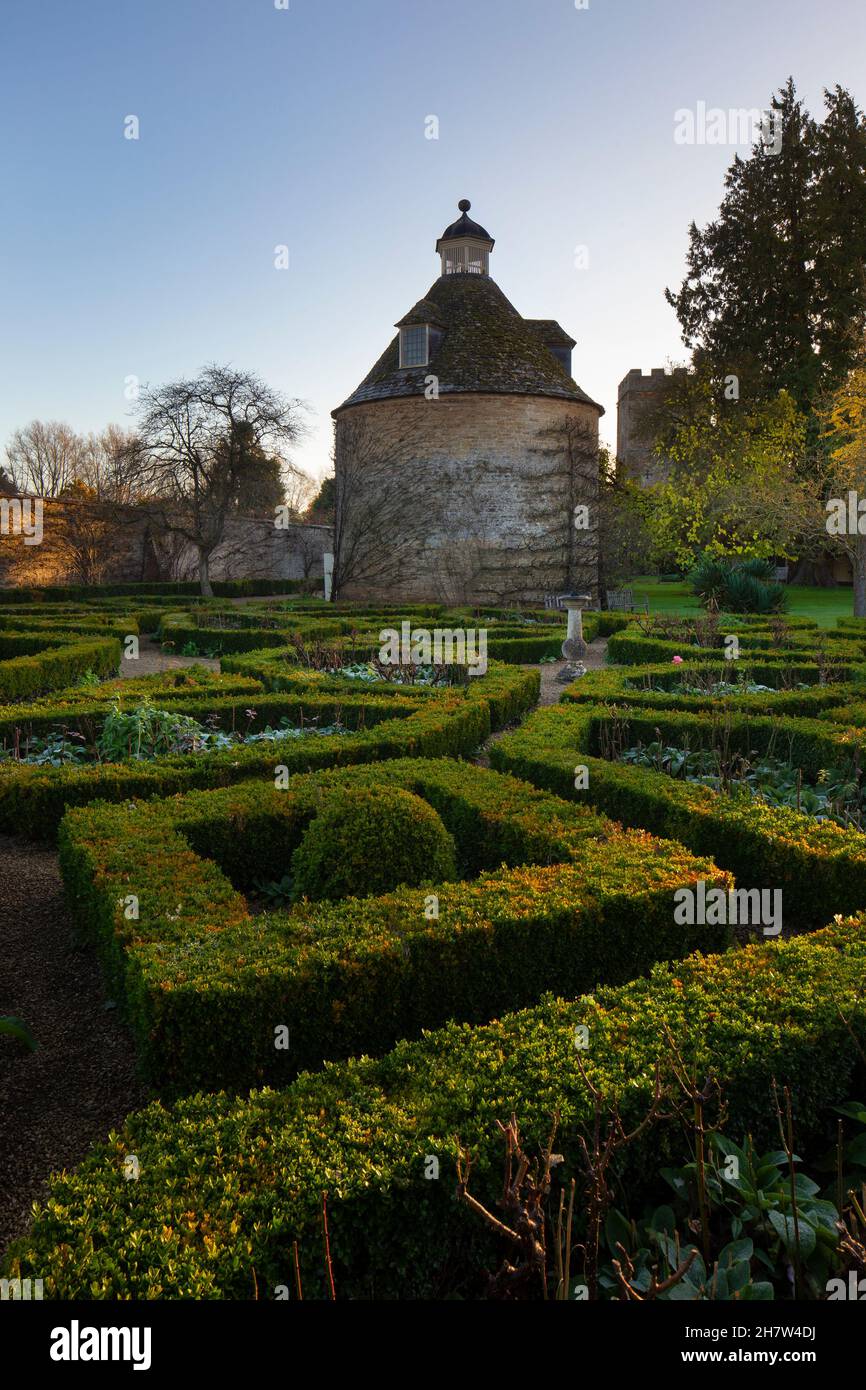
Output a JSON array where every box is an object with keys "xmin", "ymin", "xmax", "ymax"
[
  {"xmin": 119, "ymin": 636, "xmax": 219, "ymax": 679},
  {"xmin": 0, "ymin": 837, "xmax": 145, "ymax": 1256}
]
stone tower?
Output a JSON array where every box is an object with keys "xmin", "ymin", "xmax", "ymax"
[
  {"xmin": 616, "ymin": 367, "xmax": 688, "ymax": 485},
  {"xmin": 331, "ymin": 201, "xmax": 604, "ymax": 605}
]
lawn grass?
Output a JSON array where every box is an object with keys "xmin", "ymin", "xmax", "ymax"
[{"xmin": 623, "ymin": 576, "xmax": 855, "ymax": 628}]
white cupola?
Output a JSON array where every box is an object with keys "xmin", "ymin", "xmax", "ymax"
[{"xmin": 435, "ymin": 199, "xmax": 495, "ymax": 277}]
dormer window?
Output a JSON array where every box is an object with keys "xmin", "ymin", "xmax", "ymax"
[{"xmin": 400, "ymin": 325, "xmax": 429, "ymax": 368}]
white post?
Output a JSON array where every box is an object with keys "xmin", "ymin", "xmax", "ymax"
[{"xmin": 323, "ymin": 552, "xmax": 334, "ymax": 602}]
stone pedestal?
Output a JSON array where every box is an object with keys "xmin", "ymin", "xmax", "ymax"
[{"xmin": 556, "ymin": 594, "xmax": 592, "ymax": 683}]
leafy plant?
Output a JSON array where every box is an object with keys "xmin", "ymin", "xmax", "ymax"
[
  {"xmin": 619, "ymin": 740, "xmax": 866, "ymax": 829},
  {"xmin": 0, "ymin": 1016, "xmax": 37, "ymax": 1051},
  {"xmin": 253, "ymin": 874, "xmax": 295, "ymax": 907},
  {"xmin": 689, "ymin": 553, "xmax": 787, "ymax": 613},
  {"xmin": 0, "ymin": 729, "xmax": 88, "ymax": 767}
]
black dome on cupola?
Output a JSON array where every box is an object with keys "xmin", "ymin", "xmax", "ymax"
[{"xmin": 437, "ymin": 199, "xmax": 495, "ymax": 247}]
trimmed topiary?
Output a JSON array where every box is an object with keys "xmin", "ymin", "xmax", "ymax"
[{"xmin": 291, "ymin": 785, "xmax": 458, "ymax": 901}]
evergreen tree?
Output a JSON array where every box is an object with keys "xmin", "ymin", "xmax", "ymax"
[
  {"xmin": 813, "ymin": 86, "xmax": 866, "ymax": 388},
  {"xmin": 666, "ymin": 79, "xmax": 866, "ymax": 415}
]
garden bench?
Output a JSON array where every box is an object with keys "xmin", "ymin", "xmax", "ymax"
[{"xmin": 606, "ymin": 589, "xmax": 649, "ymax": 614}]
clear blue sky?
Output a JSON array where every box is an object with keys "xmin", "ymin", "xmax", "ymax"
[{"xmin": 1, "ymin": 0, "xmax": 864, "ymax": 482}]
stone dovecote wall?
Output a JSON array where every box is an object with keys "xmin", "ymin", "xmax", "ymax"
[{"xmin": 334, "ymin": 392, "xmax": 600, "ymax": 605}]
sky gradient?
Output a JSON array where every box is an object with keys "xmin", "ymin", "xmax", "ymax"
[{"xmin": 1, "ymin": 0, "xmax": 865, "ymax": 483}]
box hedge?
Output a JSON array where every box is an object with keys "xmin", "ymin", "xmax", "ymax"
[
  {"xmin": 0, "ymin": 636, "xmax": 121, "ymax": 703},
  {"xmin": 491, "ymin": 702, "xmax": 866, "ymax": 929},
  {"xmin": 57, "ymin": 758, "xmax": 730, "ymax": 1093},
  {"xmin": 0, "ymin": 662, "xmax": 539, "ymax": 838},
  {"xmin": 6, "ymin": 912, "xmax": 866, "ymax": 1299}
]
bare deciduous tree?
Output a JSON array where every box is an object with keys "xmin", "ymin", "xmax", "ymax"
[
  {"xmin": 283, "ymin": 462, "xmax": 317, "ymax": 519},
  {"xmin": 6, "ymin": 421, "xmax": 84, "ymax": 497},
  {"xmin": 76, "ymin": 426, "xmax": 144, "ymax": 504},
  {"xmin": 131, "ymin": 364, "xmax": 306, "ymax": 595}
]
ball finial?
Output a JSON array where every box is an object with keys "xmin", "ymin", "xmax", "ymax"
[{"xmin": 458, "ymin": 199, "xmax": 471, "ymax": 213}]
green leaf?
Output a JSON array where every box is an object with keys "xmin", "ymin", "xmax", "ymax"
[
  {"xmin": 739, "ymin": 1281, "xmax": 775, "ymax": 1301},
  {"xmin": 727, "ymin": 1260, "xmax": 753, "ymax": 1294},
  {"xmin": 844, "ymin": 1133, "xmax": 866, "ymax": 1164},
  {"xmin": 832, "ymin": 1102, "xmax": 866, "ymax": 1124},
  {"xmin": 719, "ymin": 1237, "xmax": 754, "ymax": 1268},
  {"xmin": 648, "ymin": 1205, "xmax": 677, "ymax": 1237},
  {"xmin": 768, "ymin": 1210, "xmax": 816, "ymax": 1259},
  {"xmin": 0, "ymin": 1015, "xmax": 37, "ymax": 1051}
]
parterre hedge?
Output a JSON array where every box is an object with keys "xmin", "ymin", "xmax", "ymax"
[
  {"xmin": 6, "ymin": 912, "xmax": 866, "ymax": 1298},
  {"xmin": 0, "ymin": 661, "xmax": 539, "ymax": 839},
  {"xmin": 8, "ymin": 595, "xmax": 866, "ymax": 1299},
  {"xmin": 0, "ymin": 635, "xmax": 121, "ymax": 702},
  {"xmin": 491, "ymin": 700, "xmax": 866, "ymax": 929},
  {"xmin": 58, "ymin": 759, "xmax": 730, "ymax": 1093},
  {"xmin": 605, "ymin": 616, "xmax": 866, "ymax": 670}
]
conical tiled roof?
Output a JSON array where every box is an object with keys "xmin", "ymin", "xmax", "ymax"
[{"xmin": 334, "ymin": 273, "xmax": 603, "ymax": 415}]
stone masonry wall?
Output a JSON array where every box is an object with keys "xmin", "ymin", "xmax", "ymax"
[
  {"xmin": 0, "ymin": 495, "xmax": 332, "ymax": 590},
  {"xmin": 334, "ymin": 392, "xmax": 600, "ymax": 605},
  {"xmin": 616, "ymin": 367, "xmax": 687, "ymax": 485}
]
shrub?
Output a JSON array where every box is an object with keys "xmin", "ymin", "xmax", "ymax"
[
  {"xmin": 689, "ymin": 554, "xmax": 787, "ymax": 613},
  {"xmin": 6, "ymin": 912, "xmax": 866, "ymax": 1299},
  {"xmin": 56, "ymin": 760, "xmax": 730, "ymax": 1093},
  {"xmin": 491, "ymin": 701, "xmax": 866, "ymax": 928},
  {"xmin": 0, "ymin": 637, "xmax": 121, "ymax": 702},
  {"xmin": 291, "ymin": 786, "xmax": 458, "ymax": 901},
  {"xmin": 0, "ymin": 662, "xmax": 539, "ymax": 839}
]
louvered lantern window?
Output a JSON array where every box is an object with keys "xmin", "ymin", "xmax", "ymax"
[{"xmin": 441, "ymin": 243, "xmax": 489, "ymax": 276}]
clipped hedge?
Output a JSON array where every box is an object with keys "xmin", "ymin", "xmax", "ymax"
[
  {"xmin": 58, "ymin": 758, "xmax": 730, "ymax": 1093},
  {"xmin": 560, "ymin": 662, "xmax": 856, "ymax": 717},
  {"xmin": 225, "ymin": 651, "xmax": 539, "ymax": 730},
  {"xmin": 0, "ymin": 662, "xmax": 539, "ymax": 838},
  {"xmin": 7, "ymin": 912, "xmax": 866, "ymax": 1298},
  {"xmin": 0, "ymin": 578, "xmax": 308, "ymax": 602},
  {"xmin": 491, "ymin": 701, "xmax": 866, "ymax": 929},
  {"xmin": 290, "ymin": 785, "xmax": 458, "ymax": 901},
  {"xmin": 0, "ymin": 636, "xmax": 121, "ymax": 703},
  {"xmin": 0, "ymin": 668, "xmax": 265, "ymax": 728},
  {"xmin": 606, "ymin": 623, "xmax": 865, "ymax": 670},
  {"xmin": 160, "ymin": 612, "xmax": 566, "ymax": 665}
]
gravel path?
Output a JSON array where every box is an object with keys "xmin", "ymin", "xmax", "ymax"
[
  {"xmin": 0, "ymin": 837, "xmax": 145, "ymax": 1259},
  {"xmin": 475, "ymin": 638, "xmax": 608, "ymax": 764},
  {"xmin": 120, "ymin": 635, "xmax": 219, "ymax": 679},
  {"xmin": 536, "ymin": 637, "xmax": 608, "ymax": 707}
]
